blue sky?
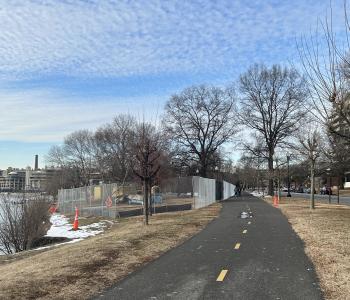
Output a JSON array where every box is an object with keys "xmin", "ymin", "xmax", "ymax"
[{"xmin": 0, "ymin": 0, "xmax": 345, "ymax": 169}]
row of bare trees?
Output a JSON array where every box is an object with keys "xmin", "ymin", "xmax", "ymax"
[
  {"xmin": 46, "ymin": 116, "xmax": 168, "ymax": 187},
  {"xmin": 46, "ymin": 60, "xmax": 349, "ymax": 210},
  {"xmin": 46, "ymin": 3, "xmax": 350, "ymax": 210},
  {"xmin": 295, "ymin": 2, "xmax": 350, "ymax": 207},
  {"xmin": 46, "ymin": 85, "xmax": 240, "ymax": 192},
  {"xmin": 45, "ymin": 64, "xmax": 314, "ymax": 199},
  {"xmin": 238, "ymin": 3, "xmax": 350, "ymax": 209}
]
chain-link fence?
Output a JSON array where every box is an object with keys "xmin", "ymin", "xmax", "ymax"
[
  {"xmin": 58, "ymin": 183, "xmax": 121, "ymax": 218},
  {"xmin": 57, "ymin": 177, "xmax": 236, "ymax": 218}
]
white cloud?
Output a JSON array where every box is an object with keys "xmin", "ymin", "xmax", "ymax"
[
  {"xmin": 0, "ymin": 87, "xmax": 165, "ymax": 142},
  {"xmin": 0, "ymin": 1, "xmax": 346, "ymax": 143},
  {"xmin": 0, "ymin": 0, "xmax": 345, "ymax": 79}
]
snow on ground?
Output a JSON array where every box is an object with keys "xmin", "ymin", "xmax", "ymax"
[
  {"xmin": 1, "ymin": 214, "xmax": 108, "ymax": 255},
  {"xmin": 250, "ymin": 191, "xmax": 265, "ymax": 197},
  {"xmin": 46, "ymin": 214, "xmax": 107, "ymax": 239}
]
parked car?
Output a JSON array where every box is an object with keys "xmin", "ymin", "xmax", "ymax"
[{"xmin": 282, "ymin": 187, "xmax": 288, "ymax": 192}]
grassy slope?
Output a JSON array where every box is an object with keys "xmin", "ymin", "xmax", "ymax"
[
  {"xmin": 265, "ymin": 196, "xmax": 350, "ymax": 300},
  {"xmin": 0, "ymin": 203, "xmax": 221, "ymax": 300}
]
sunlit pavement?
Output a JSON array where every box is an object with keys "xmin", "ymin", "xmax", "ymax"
[{"xmin": 95, "ymin": 194, "xmax": 323, "ymax": 300}]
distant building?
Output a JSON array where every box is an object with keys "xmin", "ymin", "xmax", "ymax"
[
  {"xmin": 0, "ymin": 169, "xmax": 26, "ymax": 191},
  {"xmin": 25, "ymin": 167, "xmax": 60, "ymax": 191},
  {"xmin": 0, "ymin": 155, "xmax": 61, "ymax": 192}
]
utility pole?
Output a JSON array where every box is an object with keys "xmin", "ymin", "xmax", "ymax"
[{"xmin": 337, "ymin": 176, "xmax": 340, "ymax": 204}]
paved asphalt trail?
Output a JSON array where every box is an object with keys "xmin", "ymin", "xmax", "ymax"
[{"xmin": 95, "ymin": 194, "xmax": 323, "ymax": 300}]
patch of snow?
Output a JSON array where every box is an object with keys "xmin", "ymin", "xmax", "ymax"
[
  {"xmin": 0, "ymin": 214, "xmax": 107, "ymax": 256},
  {"xmin": 240, "ymin": 212, "xmax": 250, "ymax": 219},
  {"xmin": 46, "ymin": 214, "xmax": 107, "ymax": 240},
  {"xmin": 250, "ymin": 191, "xmax": 264, "ymax": 197}
]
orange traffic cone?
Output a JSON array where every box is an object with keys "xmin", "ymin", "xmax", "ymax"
[
  {"xmin": 73, "ymin": 207, "xmax": 79, "ymax": 231},
  {"xmin": 273, "ymin": 194, "xmax": 278, "ymax": 207},
  {"xmin": 49, "ymin": 203, "xmax": 58, "ymax": 214}
]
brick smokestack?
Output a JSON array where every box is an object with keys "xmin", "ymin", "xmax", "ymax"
[{"xmin": 35, "ymin": 155, "xmax": 39, "ymax": 170}]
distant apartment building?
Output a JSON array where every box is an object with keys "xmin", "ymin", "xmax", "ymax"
[
  {"xmin": 25, "ymin": 167, "xmax": 60, "ymax": 191},
  {"xmin": 0, "ymin": 155, "xmax": 61, "ymax": 192},
  {"xmin": 0, "ymin": 169, "xmax": 26, "ymax": 191}
]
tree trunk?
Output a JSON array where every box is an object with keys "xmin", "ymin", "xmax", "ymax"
[
  {"xmin": 199, "ymin": 153, "xmax": 207, "ymax": 178},
  {"xmin": 310, "ymin": 161, "xmax": 315, "ymax": 209},
  {"xmin": 268, "ymin": 156, "xmax": 274, "ymax": 196},
  {"xmin": 277, "ymin": 171, "xmax": 280, "ymax": 202},
  {"xmin": 143, "ymin": 179, "xmax": 149, "ymax": 225},
  {"xmin": 200, "ymin": 163, "xmax": 207, "ymax": 178},
  {"xmin": 337, "ymin": 176, "xmax": 340, "ymax": 204},
  {"xmin": 149, "ymin": 179, "xmax": 152, "ymax": 216}
]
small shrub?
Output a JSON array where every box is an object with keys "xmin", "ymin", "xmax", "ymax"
[{"xmin": 0, "ymin": 194, "xmax": 51, "ymax": 254}]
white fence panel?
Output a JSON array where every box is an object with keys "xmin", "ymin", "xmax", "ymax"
[
  {"xmin": 192, "ymin": 176, "xmax": 216, "ymax": 209},
  {"xmin": 223, "ymin": 181, "xmax": 236, "ymax": 199}
]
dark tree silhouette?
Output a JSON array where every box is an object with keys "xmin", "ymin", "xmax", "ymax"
[
  {"xmin": 164, "ymin": 85, "xmax": 237, "ymax": 177},
  {"xmin": 239, "ymin": 64, "xmax": 307, "ymax": 196}
]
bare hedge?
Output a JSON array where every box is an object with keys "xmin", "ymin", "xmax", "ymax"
[{"xmin": 0, "ymin": 194, "xmax": 51, "ymax": 254}]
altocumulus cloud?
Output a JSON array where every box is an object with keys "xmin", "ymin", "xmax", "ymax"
[
  {"xmin": 0, "ymin": 0, "xmax": 346, "ymax": 145},
  {"xmin": 0, "ymin": 0, "xmax": 345, "ymax": 79}
]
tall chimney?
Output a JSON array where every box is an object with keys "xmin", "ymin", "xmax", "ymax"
[{"xmin": 35, "ymin": 155, "xmax": 39, "ymax": 170}]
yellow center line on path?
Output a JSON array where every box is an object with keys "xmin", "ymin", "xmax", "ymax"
[
  {"xmin": 216, "ymin": 269, "xmax": 228, "ymax": 282},
  {"xmin": 234, "ymin": 243, "xmax": 241, "ymax": 250},
  {"xmin": 242, "ymin": 229, "xmax": 247, "ymax": 234}
]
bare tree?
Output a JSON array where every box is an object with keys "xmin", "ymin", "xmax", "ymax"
[
  {"xmin": 297, "ymin": 127, "xmax": 323, "ymax": 209},
  {"xmin": 0, "ymin": 194, "xmax": 51, "ymax": 254},
  {"xmin": 63, "ymin": 130, "xmax": 96, "ymax": 185},
  {"xmin": 132, "ymin": 122, "xmax": 163, "ymax": 225},
  {"xmin": 46, "ymin": 130, "xmax": 96, "ymax": 186},
  {"xmin": 239, "ymin": 64, "xmax": 307, "ymax": 195},
  {"xmin": 298, "ymin": 2, "xmax": 350, "ymax": 143},
  {"xmin": 94, "ymin": 114, "xmax": 136, "ymax": 182},
  {"xmin": 46, "ymin": 145, "xmax": 66, "ymax": 167},
  {"xmin": 239, "ymin": 140, "xmax": 268, "ymax": 192},
  {"xmin": 164, "ymin": 85, "xmax": 237, "ymax": 177}
]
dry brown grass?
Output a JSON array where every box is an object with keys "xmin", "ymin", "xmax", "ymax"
[
  {"xmin": 0, "ymin": 203, "xmax": 221, "ymax": 300},
  {"xmin": 265, "ymin": 196, "xmax": 350, "ymax": 300}
]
